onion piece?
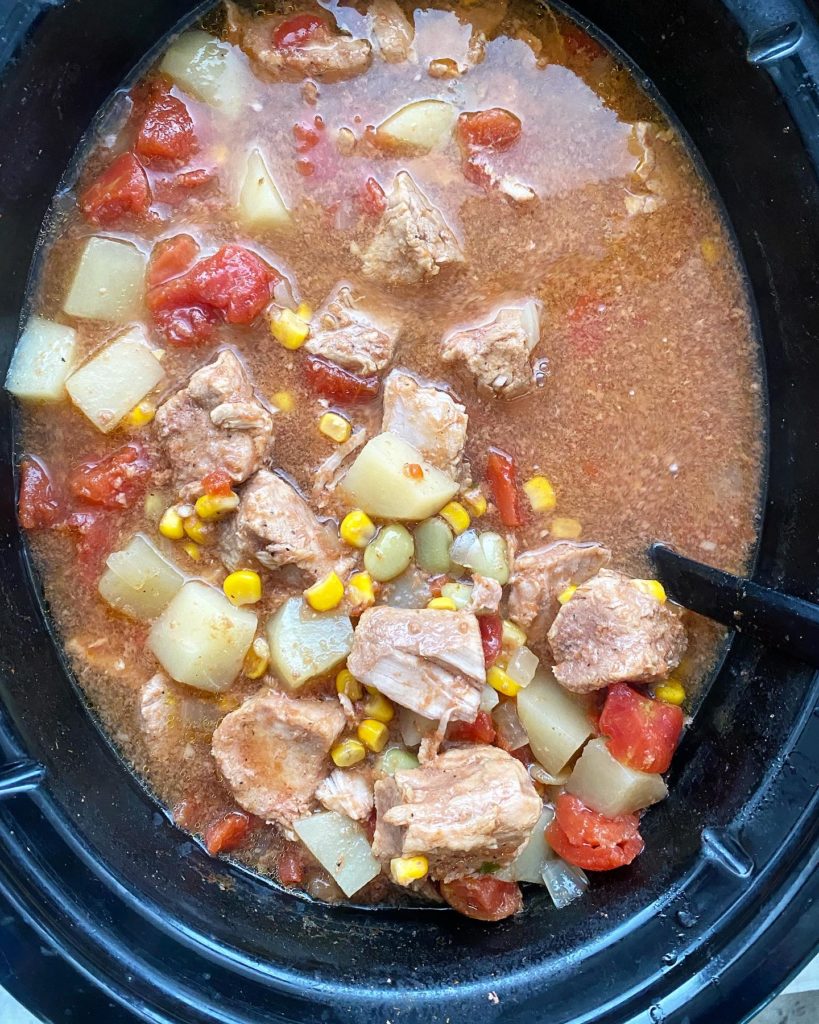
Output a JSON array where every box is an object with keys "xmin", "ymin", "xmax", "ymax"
[
  {"xmin": 441, "ymin": 581, "xmax": 473, "ymax": 609},
  {"xmin": 381, "ymin": 567, "xmax": 431, "ymax": 609},
  {"xmin": 528, "ymin": 762, "xmax": 570, "ymax": 787},
  {"xmin": 506, "ymin": 645, "xmax": 539, "ymax": 688},
  {"xmin": 518, "ymin": 299, "xmax": 542, "ymax": 352},
  {"xmin": 496, "ymin": 805, "xmax": 555, "ymax": 883},
  {"xmin": 541, "ymin": 857, "xmax": 589, "ymax": 909},
  {"xmin": 449, "ymin": 529, "xmax": 509, "ymax": 585},
  {"xmin": 492, "ymin": 701, "xmax": 528, "ymax": 751},
  {"xmin": 479, "ymin": 684, "xmax": 500, "ymax": 713}
]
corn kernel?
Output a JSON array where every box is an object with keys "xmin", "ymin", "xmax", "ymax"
[
  {"xmin": 487, "ymin": 665, "xmax": 521, "ymax": 697},
  {"xmin": 296, "ymin": 302, "xmax": 312, "ymax": 322},
  {"xmin": 181, "ymin": 540, "xmax": 202, "ymax": 562},
  {"xmin": 319, "ymin": 411, "xmax": 352, "ymax": 444},
  {"xmin": 557, "ymin": 584, "xmax": 577, "ymax": 605},
  {"xmin": 331, "ymin": 738, "xmax": 367, "ymax": 767},
  {"xmin": 159, "ymin": 507, "xmax": 185, "ymax": 540},
  {"xmin": 550, "ymin": 516, "xmax": 582, "ymax": 540},
  {"xmin": 700, "ymin": 237, "xmax": 720, "ymax": 265},
  {"xmin": 304, "ymin": 571, "xmax": 344, "ymax": 612},
  {"xmin": 347, "ymin": 571, "xmax": 375, "ymax": 610},
  {"xmin": 502, "ymin": 619, "xmax": 527, "ymax": 649},
  {"xmin": 390, "ymin": 855, "xmax": 429, "ymax": 886},
  {"xmin": 363, "ymin": 692, "xmax": 394, "ymax": 723},
  {"xmin": 655, "ymin": 679, "xmax": 686, "ymax": 705},
  {"xmin": 243, "ymin": 637, "xmax": 270, "ymax": 679},
  {"xmin": 124, "ymin": 401, "xmax": 155, "ymax": 428},
  {"xmin": 524, "ymin": 475, "xmax": 557, "ymax": 513},
  {"xmin": 340, "ymin": 510, "xmax": 376, "ymax": 549},
  {"xmin": 272, "ymin": 390, "xmax": 294, "ymax": 413},
  {"xmin": 427, "ymin": 596, "xmax": 457, "ymax": 611},
  {"xmin": 632, "ymin": 578, "xmax": 667, "ymax": 603},
  {"xmin": 270, "ymin": 308, "xmax": 310, "ymax": 350},
  {"xmin": 195, "ymin": 492, "xmax": 240, "ymax": 521},
  {"xmin": 439, "ymin": 501, "xmax": 470, "ymax": 535},
  {"xmin": 336, "ymin": 668, "xmax": 363, "ymax": 702},
  {"xmin": 461, "ymin": 487, "xmax": 487, "ymax": 517},
  {"xmin": 358, "ymin": 718, "xmax": 389, "ymax": 752},
  {"xmin": 223, "ymin": 569, "xmax": 262, "ymax": 606},
  {"xmin": 183, "ymin": 515, "xmax": 216, "ymax": 546}
]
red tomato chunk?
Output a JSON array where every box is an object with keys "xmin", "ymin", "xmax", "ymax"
[
  {"xmin": 599, "ymin": 683, "xmax": 684, "ymax": 774},
  {"xmin": 68, "ymin": 443, "xmax": 151, "ymax": 510},
  {"xmin": 273, "ymin": 13, "xmax": 326, "ymax": 49},
  {"xmin": 458, "ymin": 108, "xmax": 522, "ymax": 152},
  {"xmin": 62, "ymin": 510, "xmax": 115, "ymax": 583},
  {"xmin": 486, "ymin": 447, "xmax": 525, "ymax": 527},
  {"xmin": 360, "ymin": 176, "xmax": 386, "ymax": 216},
  {"xmin": 478, "ymin": 613, "xmax": 503, "ymax": 666},
  {"xmin": 204, "ymin": 811, "xmax": 252, "ymax": 855},
  {"xmin": 136, "ymin": 86, "xmax": 198, "ymax": 164},
  {"xmin": 18, "ymin": 457, "xmax": 62, "ymax": 529},
  {"xmin": 147, "ymin": 233, "xmax": 200, "ymax": 288},
  {"xmin": 277, "ymin": 844, "xmax": 307, "ymax": 887},
  {"xmin": 439, "ymin": 876, "xmax": 522, "ymax": 921},
  {"xmin": 80, "ymin": 151, "xmax": 150, "ymax": 226},
  {"xmin": 547, "ymin": 793, "xmax": 644, "ymax": 871},
  {"xmin": 448, "ymin": 710, "xmax": 496, "ymax": 745},
  {"xmin": 304, "ymin": 356, "xmax": 380, "ymax": 403},
  {"xmin": 200, "ymin": 469, "xmax": 233, "ymax": 496}
]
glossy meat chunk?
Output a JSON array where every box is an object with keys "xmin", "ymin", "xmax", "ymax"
[
  {"xmin": 370, "ymin": 0, "xmax": 415, "ymax": 63},
  {"xmin": 381, "ymin": 369, "xmax": 467, "ymax": 475},
  {"xmin": 305, "ymin": 284, "xmax": 400, "ymax": 374},
  {"xmin": 315, "ymin": 766, "xmax": 374, "ymax": 820}
]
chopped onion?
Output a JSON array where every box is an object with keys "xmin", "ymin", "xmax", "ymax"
[
  {"xmin": 441, "ymin": 581, "xmax": 473, "ymax": 609},
  {"xmin": 506, "ymin": 645, "xmax": 539, "ymax": 688},
  {"xmin": 497, "ymin": 805, "xmax": 555, "ymax": 883},
  {"xmin": 479, "ymin": 684, "xmax": 500, "ymax": 713},
  {"xmin": 492, "ymin": 701, "xmax": 528, "ymax": 751},
  {"xmin": 541, "ymin": 856, "xmax": 589, "ymax": 909},
  {"xmin": 517, "ymin": 299, "xmax": 542, "ymax": 353},
  {"xmin": 528, "ymin": 762, "xmax": 570, "ymax": 787},
  {"xmin": 449, "ymin": 530, "xmax": 509, "ymax": 585}
]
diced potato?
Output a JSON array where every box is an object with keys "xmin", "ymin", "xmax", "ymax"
[
  {"xmin": 62, "ymin": 237, "xmax": 147, "ymax": 322},
  {"xmin": 5, "ymin": 317, "xmax": 78, "ymax": 402},
  {"xmin": 160, "ymin": 30, "xmax": 247, "ymax": 110},
  {"xmin": 497, "ymin": 805, "xmax": 555, "ymax": 883},
  {"xmin": 148, "ymin": 581, "xmax": 257, "ymax": 692},
  {"xmin": 376, "ymin": 100, "xmax": 457, "ymax": 154},
  {"xmin": 567, "ymin": 737, "xmax": 668, "ymax": 817},
  {"xmin": 340, "ymin": 433, "xmax": 458, "ymax": 520},
  {"xmin": 294, "ymin": 811, "xmax": 381, "ymax": 897},
  {"xmin": 266, "ymin": 597, "xmax": 353, "ymax": 690},
  {"xmin": 516, "ymin": 667, "xmax": 593, "ymax": 776},
  {"xmin": 98, "ymin": 534, "xmax": 185, "ymax": 621},
  {"xmin": 237, "ymin": 148, "xmax": 291, "ymax": 229},
  {"xmin": 65, "ymin": 327, "xmax": 165, "ymax": 433}
]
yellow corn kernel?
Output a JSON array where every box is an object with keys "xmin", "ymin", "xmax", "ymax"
[
  {"xmin": 632, "ymin": 578, "xmax": 667, "ymax": 603},
  {"xmin": 304, "ymin": 571, "xmax": 344, "ymax": 612},
  {"xmin": 195, "ymin": 492, "xmax": 240, "ymax": 521},
  {"xmin": 296, "ymin": 302, "xmax": 312, "ymax": 322},
  {"xmin": 700, "ymin": 237, "xmax": 720, "ymax": 265},
  {"xmin": 390, "ymin": 855, "xmax": 429, "ymax": 886},
  {"xmin": 183, "ymin": 515, "xmax": 216, "ymax": 546},
  {"xmin": 270, "ymin": 308, "xmax": 310, "ymax": 350},
  {"xmin": 524, "ymin": 475, "xmax": 557, "ymax": 513},
  {"xmin": 181, "ymin": 540, "xmax": 202, "ymax": 562},
  {"xmin": 124, "ymin": 401, "xmax": 155, "ymax": 428},
  {"xmin": 331, "ymin": 738, "xmax": 367, "ymax": 768},
  {"xmin": 501, "ymin": 619, "xmax": 527, "ymax": 649},
  {"xmin": 487, "ymin": 664, "xmax": 521, "ymax": 697},
  {"xmin": 223, "ymin": 569, "xmax": 262, "ymax": 606},
  {"xmin": 357, "ymin": 718, "xmax": 389, "ymax": 753},
  {"xmin": 347, "ymin": 571, "xmax": 375, "ymax": 610},
  {"xmin": 159, "ymin": 507, "xmax": 185, "ymax": 540},
  {"xmin": 439, "ymin": 501, "xmax": 470, "ymax": 535},
  {"xmin": 340, "ymin": 510, "xmax": 376, "ymax": 549},
  {"xmin": 461, "ymin": 487, "xmax": 487, "ymax": 517},
  {"xmin": 427, "ymin": 596, "xmax": 457, "ymax": 611},
  {"xmin": 550, "ymin": 516, "xmax": 582, "ymax": 540},
  {"xmin": 319, "ymin": 411, "xmax": 352, "ymax": 444},
  {"xmin": 557, "ymin": 584, "xmax": 577, "ymax": 606},
  {"xmin": 655, "ymin": 679, "xmax": 686, "ymax": 705},
  {"xmin": 336, "ymin": 668, "xmax": 363, "ymax": 702},
  {"xmin": 272, "ymin": 390, "xmax": 294, "ymax": 413},
  {"xmin": 244, "ymin": 637, "xmax": 271, "ymax": 679},
  {"xmin": 363, "ymin": 692, "xmax": 394, "ymax": 723}
]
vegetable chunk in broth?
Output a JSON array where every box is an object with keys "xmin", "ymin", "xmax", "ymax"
[{"xmin": 9, "ymin": 0, "xmax": 762, "ymax": 919}]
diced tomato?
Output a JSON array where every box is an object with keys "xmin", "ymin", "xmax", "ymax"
[
  {"xmin": 200, "ymin": 469, "xmax": 233, "ymax": 496},
  {"xmin": 147, "ymin": 233, "xmax": 200, "ymax": 288},
  {"xmin": 153, "ymin": 167, "xmax": 217, "ymax": 205},
  {"xmin": 293, "ymin": 121, "xmax": 321, "ymax": 151},
  {"xmin": 457, "ymin": 108, "xmax": 522, "ymax": 152},
  {"xmin": 136, "ymin": 87, "xmax": 197, "ymax": 163},
  {"xmin": 403, "ymin": 463, "xmax": 424, "ymax": 480},
  {"xmin": 152, "ymin": 301, "xmax": 220, "ymax": 347},
  {"xmin": 478, "ymin": 613, "xmax": 503, "ymax": 666},
  {"xmin": 304, "ymin": 356, "xmax": 380, "ymax": 404},
  {"xmin": 277, "ymin": 844, "xmax": 307, "ymax": 887},
  {"xmin": 599, "ymin": 683, "xmax": 684, "ymax": 774},
  {"xmin": 462, "ymin": 153, "xmax": 494, "ymax": 188},
  {"xmin": 359, "ymin": 176, "xmax": 386, "ymax": 217},
  {"xmin": 296, "ymin": 158, "xmax": 315, "ymax": 177},
  {"xmin": 448, "ymin": 710, "xmax": 496, "ymax": 745},
  {"xmin": 363, "ymin": 808, "xmax": 377, "ymax": 843},
  {"xmin": 439, "ymin": 876, "xmax": 522, "ymax": 921},
  {"xmin": 68, "ymin": 443, "xmax": 151, "ymax": 510},
  {"xmin": 546, "ymin": 793, "xmax": 644, "ymax": 871},
  {"xmin": 273, "ymin": 13, "xmax": 326, "ymax": 49},
  {"xmin": 18, "ymin": 457, "xmax": 62, "ymax": 529},
  {"xmin": 204, "ymin": 810, "xmax": 252, "ymax": 855},
  {"xmin": 561, "ymin": 23, "xmax": 607, "ymax": 62},
  {"xmin": 62, "ymin": 510, "xmax": 115, "ymax": 582},
  {"xmin": 506, "ymin": 742, "xmax": 535, "ymax": 768},
  {"xmin": 80, "ymin": 151, "xmax": 150, "ymax": 226},
  {"xmin": 486, "ymin": 448, "xmax": 525, "ymax": 527}
]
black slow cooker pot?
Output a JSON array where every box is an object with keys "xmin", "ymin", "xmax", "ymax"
[{"xmin": 0, "ymin": 1, "xmax": 817, "ymax": 1021}]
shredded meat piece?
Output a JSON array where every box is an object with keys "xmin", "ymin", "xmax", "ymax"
[
  {"xmin": 508, "ymin": 541, "xmax": 611, "ymax": 643},
  {"xmin": 305, "ymin": 284, "xmax": 400, "ymax": 374},
  {"xmin": 312, "ymin": 427, "xmax": 368, "ymax": 510},
  {"xmin": 370, "ymin": 0, "xmax": 415, "ymax": 63},
  {"xmin": 212, "ymin": 690, "xmax": 346, "ymax": 826},
  {"xmin": 372, "ymin": 746, "xmax": 541, "ymax": 881},
  {"xmin": 139, "ymin": 673, "xmax": 222, "ymax": 762},
  {"xmin": 381, "ymin": 369, "xmax": 467, "ymax": 475},
  {"xmin": 315, "ymin": 766, "xmax": 374, "ymax": 820},
  {"xmin": 154, "ymin": 350, "xmax": 273, "ymax": 500},
  {"xmin": 347, "ymin": 606, "xmax": 485, "ymax": 723},
  {"xmin": 467, "ymin": 574, "xmax": 502, "ymax": 615},
  {"xmin": 625, "ymin": 121, "xmax": 671, "ymax": 216},
  {"xmin": 548, "ymin": 569, "xmax": 688, "ymax": 692},
  {"xmin": 361, "ymin": 171, "xmax": 464, "ymax": 286}
]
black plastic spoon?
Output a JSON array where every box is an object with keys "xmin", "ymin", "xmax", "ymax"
[{"xmin": 650, "ymin": 542, "xmax": 819, "ymax": 670}]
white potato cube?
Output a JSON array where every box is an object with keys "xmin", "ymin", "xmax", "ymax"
[
  {"xmin": 63, "ymin": 237, "xmax": 147, "ymax": 322},
  {"xmin": 65, "ymin": 327, "xmax": 165, "ymax": 433},
  {"xmin": 149, "ymin": 581, "xmax": 257, "ymax": 692},
  {"xmin": 517, "ymin": 667, "xmax": 594, "ymax": 776},
  {"xmin": 98, "ymin": 534, "xmax": 185, "ymax": 621},
  {"xmin": 160, "ymin": 30, "xmax": 247, "ymax": 110},
  {"xmin": 5, "ymin": 317, "xmax": 78, "ymax": 402},
  {"xmin": 266, "ymin": 598, "xmax": 353, "ymax": 690},
  {"xmin": 294, "ymin": 812, "xmax": 381, "ymax": 897},
  {"xmin": 567, "ymin": 738, "xmax": 668, "ymax": 817},
  {"xmin": 238, "ymin": 149, "xmax": 291, "ymax": 229},
  {"xmin": 376, "ymin": 100, "xmax": 457, "ymax": 154}
]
